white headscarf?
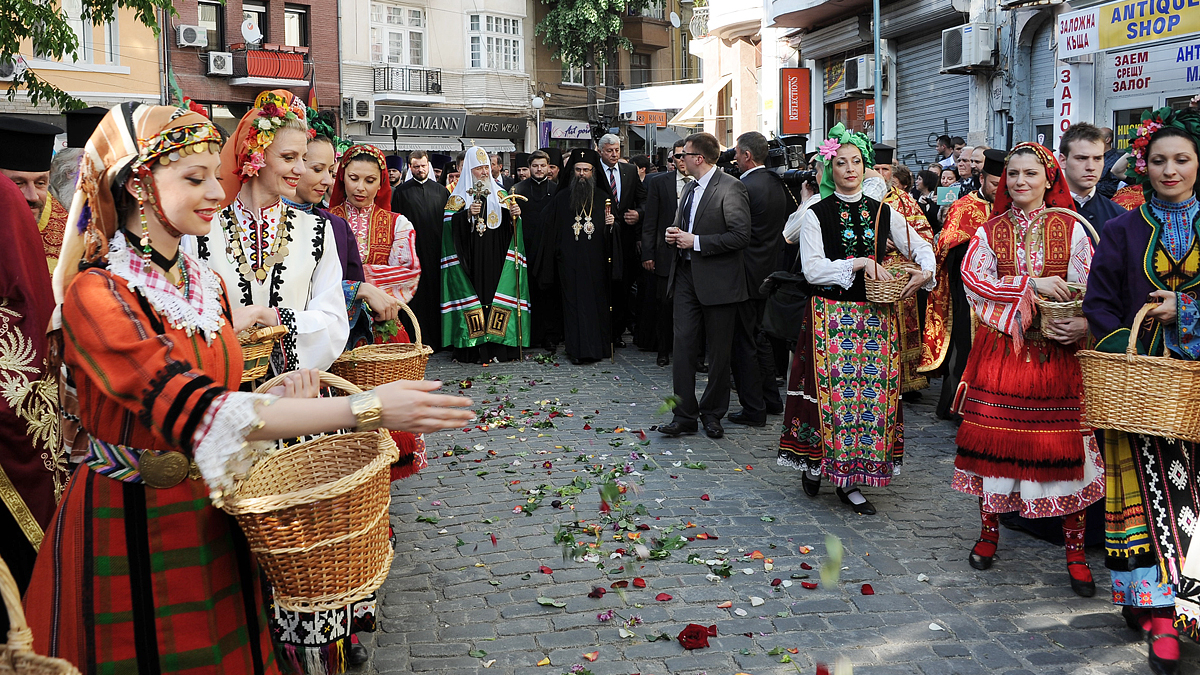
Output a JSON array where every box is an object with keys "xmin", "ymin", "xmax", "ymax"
[{"xmin": 448, "ymin": 145, "xmax": 504, "ymax": 228}]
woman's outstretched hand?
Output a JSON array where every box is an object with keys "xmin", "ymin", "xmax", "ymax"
[{"xmin": 375, "ymin": 380, "xmax": 476, "ymax": 434}]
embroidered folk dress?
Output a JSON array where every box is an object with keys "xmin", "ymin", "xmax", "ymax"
[
  {"xmin": 952, "ymin": 206, "xmax": 1105, "ymax": 518},
  {"xmin": 1083, "ymin": 197, "xmax": 1200, "ymax": 642},
  {"xmin": 776, "ymin": 190, "xmax": 936, "ymax": 487},
  {"xmin": 192, "ymin": 198, "xmax": 348, "ymax": 374},
  {"xmin": 25, "ymin": 235, "xmax": 281, "ymax": 674},
  {"xmin": 331, "ymin": 203, "xmax": 420, "ymax": 307}
]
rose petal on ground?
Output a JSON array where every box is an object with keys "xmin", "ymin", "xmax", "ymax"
[
  {"xmin": 770, "ymin": 578, "xmax": 782, "ymax": 587},
  {"xmin": 734, "ymin": 608, "xmax": 748, "ymax": 616},
  {"xmin": 799, "ymin": 545, "xmax": 813, "ymax": 554},
  {"xmin": 700, "ymin": 494, "xmax": 710, "ymax": 501},
  {"xmin": 582, "ymin": 651, "xmax": 599, "ymax": 662},
  {"xmin": 633, "ymin": 577, "xmax": 647, "ymax": 588},
  {"xmin": 655, "ymin": 593, "xmax": 673, "ymax": 601},
  {"xmin": 929, "ymin": 623, "xmax": 945, "ymax": 631},
  {"xmin": 539, "ymin": 566, "xmax": 553, "ymax": 574},
  {"xmin": 610, "ymin": 580, "xmax": 628, "ymax": 589},
  {"xmin": 589, "ymin": 587, "xmax": 607, "ymax": 598},
  {"xmin": 717, "ymin": 601, "xmax": 733, "ymax": 608},
  {"xmin": 536, "ymin": 657, "xmax": 551, "ymax": 666},
  {"xmin": 917, "ymin": 573, "xmax": 930, "ymax": 582},
  {"xmin": 800, "ymin": 562, "xmax": 813, "ymax": 570},
  {"xmin": 861, "ymin": 583, "xmax": 875, "ymax": 595},
  {"xmin": 800, "ymin": 581, "xmax": 818, "ymax": 590},
  {"xmin": 782, "ymin": 580, "xmax": 793, "ymax": 587},
  {"xmin": 750, "ymin": 550, "xmax": 764, "ymax": 560}
]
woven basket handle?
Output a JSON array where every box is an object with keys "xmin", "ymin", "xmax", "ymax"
[
  {"xmin": 1127, "ymin": 302, "xmax": 1159, "ymax": 358},
  {"xmin": 254, "ymin": 370, "xmax": 364, "ymax": 395},
  {"xmin": 0, "ymin": 553, "xmax": 34, "ymax": 653},
  {"xmin": 1024, "ymin": 207, "xmax": 1099, "ymax": 278},
  {"xmin": 398, "ymin": 299, "xmax": 422, "ymax": 347}
]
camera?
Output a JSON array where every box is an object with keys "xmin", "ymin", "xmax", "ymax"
[
  {"xmin": 716, "ymin": 140, "xmax": 792, "ymax": 177},
  {"xmin": 780, "ymin": 169, "xmax": 817, "ymax": 190}
]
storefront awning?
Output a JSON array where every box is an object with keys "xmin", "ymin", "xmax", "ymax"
[
  {"xmin": 618, "ymin": 83, "xmax": 704, "ymax": 115},
  {"xmin": 667, "ymin": 74, "xmax": 733, "ymax": 127},
  {"xmin": 348, "ymin": 136, "xmax": 461, "ymax": 152},
  {"xmin": 462, "ymin": 138, "xmax": 517, "ymax": 153},
  {"xmin": 628, "ymin": 125, "xmax": 683, "ymax": 148}
]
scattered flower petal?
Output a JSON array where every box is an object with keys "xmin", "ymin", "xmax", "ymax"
[
  {"xmin": 539, "ymin": 566, "xmax": 553, "ymax": 575},
  {"xmin": 861, "ymin": 583, "xmax": 875, "ymax": 595},
  {"xmin": 929, "ymin": 623, "xmax": 945, "ymax": 631},
  {"xmin": 734, "ymin": 608, "xmax": 748, "ymax": 617},
  {"xmin": 717, "ymin": 601, "xmax": 733, "ymax": 608},
  {"xmin": 800, "ymin": 581, "xmax": 818, "ymax": 590},
  {"xmin": 750, "ymin": 596, "xmax": 765, "ymax": 607},
  {"xmin": 633, "ymin": 577, "xmax": 647, "ymax": 588},
  {"xmin": 582, "ymin": 651, "xmax": 599, "ymax": 662},
  {"xmin": 700, "ymin": 494, "xmax": 710, "ymax": 501},
  {"xmin": 917, "ymin": 573, "xmax": 930, "ymax": 582},
  {"xmin": 655, "ymin": 593, "xmax": 673, "ymax": 602},
  {"xmin": 537, "ymin": 657, "xmax": 551, "ymax": 666}
]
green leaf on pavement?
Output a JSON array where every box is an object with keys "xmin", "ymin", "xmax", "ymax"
[
  {"xmin": 536, "ymin": 597, "xmax": 566, "ymax": 608},
  {"xmin": 469, "ymin": 649, "xmax": 488, "ymax": 658},
  {"xmin": 767, "ymin": 646, "xmax": 785, "ymax": 656}
]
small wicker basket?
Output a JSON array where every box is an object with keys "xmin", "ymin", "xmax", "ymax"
[
  {"xmin": 221, "ymin": 372, "xmax": 399, "ymax": 613},
  {"xmin": 0, "ymin": 557, "xmax": 80, "ymax": 675},
  {"xmin": 330, "ymin": 301, "xmax": 433, "ymax": 388},
  {"xmin": 1078, "ymin": 302, "xmax": 1200, "ymax": 443},
  {"xmin": 1025, "ymin": 208, "xmax": 1098, "ymax": 339},
  {"xmin": 864, "ymin": 263, "xmax": 921, "ymax": 304},
  {"xmin": 238, "ymin": 325, "xmax": 290, "ymax": 383}
]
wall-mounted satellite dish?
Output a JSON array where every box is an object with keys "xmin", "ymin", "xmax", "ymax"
[
  {"xmin": 669, "ymin": 12, "xmax": 681, "ymax": 28},
  {"xmin": 241, "ymin": 18, "xmax": 263, "ymax": 44}
]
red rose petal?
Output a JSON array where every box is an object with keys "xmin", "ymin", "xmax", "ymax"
[
  {"xmin": 817, "ymin": 665, "xmax": 830, "ymax": 675},
  {"xmin": 633, "ymin": 577, "xmax": 647, "ymax": 588},
  {"xmin": 771, "ymin": 578, "xmax": 782, "ymax": 587},
  {"xmin": 700, "ymin": 494, "xmax": 710, "ymax": 501},
  {"xmin": 588, "ymin": 587, "xmax": 606, "ymax": 598},
  {"xmin": 861, "ymin": 583, "xmax": 875, "ymax": 595},
  {"xmin": 583, "ymin": 424, "xmax": 592, "ymax": 430},
  {"xmin": 490, "ymin": 534, "xmax": 497, "ymax": 546},
  {"xmin": 655, "ymin": 593, "xmax": 673, "ymax": 601},
  {"xmin": 801, "ymin": 581, "xmax": 818, "ymax": 590},
  {"xmin": 610, "ymin": 580, "xmax": 629, "ymax": 589},
  {"xmin": 637, "ymin": 524, "xmax": 650, "ymax": 530},
  {"xmin": 800, "ymin": 562, "xmax": 813, "ymax": 570},
  {"xmin": 539, "ymin": 566, "xmax": 554, "ymax": 575}
]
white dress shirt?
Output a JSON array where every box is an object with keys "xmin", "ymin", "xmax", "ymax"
[{"xmin": 1071, "ymin": 188, "xmax": 1095, "ymax": 206}]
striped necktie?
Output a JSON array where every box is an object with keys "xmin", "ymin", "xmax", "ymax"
[{"xmin": 609, "ymin": 167, "xmax": 617, "ymax": 197}]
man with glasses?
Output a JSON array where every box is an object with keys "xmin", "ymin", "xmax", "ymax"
[
  {"xmin": 641, "ymin": 139, "xmax": 690, "ymax": 367},
  {"xmin": 597, "ymin": 134, "xmax": 647, "ymax": 348}
]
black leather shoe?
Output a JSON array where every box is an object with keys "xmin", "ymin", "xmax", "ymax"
[
  {"xmin": 835, "ymin": 486, "xmax": 876, "ymax": 515},
  {"xmin": 1068, "ymin": 561, "xmax": 1097, "ymax": 598},
  {"xmin": 656, "ymin": 355, "xmax": 670, "ymax": 367},
  {"xmin": 695, "ymin": 362, "xmax": 709, "ymax": 373},
  {"xmin": 1147, "ymin": 632, "xmax": 1181, "ymax": 675},
  {"xmin": 702, "ymin": 419, "xmax": 724, "ymax": 438},
  {"xmin": 347, "ymin": 643, "xmax": 369, "ymax": 666},
  {"xmin": 614, "ymin": 340, "xmax": 627, "ymax": 348},
  {"xmin": 801, "ymin": 472, "xmax": 821, "ymax": 497},
  {"xmin": 968, "ymin": 539, "xmax": 995, "ymax": 570},
  {"xmin": 727, "ymin": 411, "xmax": 766, "ymax": 427},
  {"xmin": 657, "ymin": 421, "xmax": 697, "ymax": 437}
]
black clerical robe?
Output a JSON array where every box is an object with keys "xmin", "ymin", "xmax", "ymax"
[
  {"xmin": 538, "ymin": 188, "xmax": 615, "ymax": 362},
  {"xmin": 394, "ymin": 178, "xmax": 450, "ymax": 347},
  {"xmin": 448, "ymin": 204, "xmax": 519, "ymax": 363},
  {"xmin": 513, "ymin": 177, "xmax": 560, "ymax": 348}
]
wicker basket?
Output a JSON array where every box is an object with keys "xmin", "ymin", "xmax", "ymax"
[
  {"xmin": 1078, "ymin": 302, "xmax": 1200, "ymax": 443},
  {"xmin": 1025, "ymin": 208, "xmax": 1098, "ymax": 339},
  {"xmin": 0, "ymin": 557, "xmax": 80, "ymax": 675},
  {"xmin": 864, "ymin": 263, "xmax": 921, "ymax": 304},
  {"xmin": 239, "ymin": 325, "xmax": 290, "ymax": 383},
  {"xmin": 221, "ymin": 372, "xmax": 399, "ymax": 613},
  {"xmin": 330, "ymin": 300, "xmax": 433, "ymax": 388}
]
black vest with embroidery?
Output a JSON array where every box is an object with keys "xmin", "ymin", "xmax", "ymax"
[{"xmin": 808, "ymin": 194, "xmax": 892, "ymax": 302}]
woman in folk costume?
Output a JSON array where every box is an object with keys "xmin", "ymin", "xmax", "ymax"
[
  {"xmin": 28, "ymin": 103, "xmax": 475, "ymax": 674},
  {"xmin": 776, "ymin": 124, "xmax": 936, "ymax": 516},
  {"xmin": 951, "ymin": 142, "xmax": 1103, "ymax": 597},
  {"xmin": 1083, "ymin": 108, "xmax": 1200, "ymax": 675},
  {"xmin": 193, "ymin": 89, "xmax": 348, "ymax": 374},
  {"xmin": 327, "ymin": 143, "xmax": 421, "ymax": 347}
]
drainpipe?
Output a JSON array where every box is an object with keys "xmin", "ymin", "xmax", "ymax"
[{"xmin": 159, "ymin": 7, "xmax": 169, "ymax": 104}]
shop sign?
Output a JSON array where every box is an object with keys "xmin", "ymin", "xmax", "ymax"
[
  {"xmin": 370, "ymin": 106, "xmax": 467, "ymax": 136},
  {"xmin": 1105, "ymin": 38, "xmax": 1200, "ymax": 95},
  {"xmin": 544, "ymin": 119, "xmax": 592, "ymax": 140},
  {"xmin": 464, "ymin": 115, "xmax": 525, "ymax": 139},
  {"xmin": 1054, "ymin": 62, "xmax": 1080, "ymax": 151},
  {"xmin": 634, "ymin": 111, "xmax": 667, "ymax": 128},
  {"xmin": 781, "ymin": 68, "xmax": 811, "ymax": 135},
  {"xmin": 1057, "ymin": 0, "xmax": 1200, "ymax": 59}
]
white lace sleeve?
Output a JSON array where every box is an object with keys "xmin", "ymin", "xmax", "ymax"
[
  {"xmin": 799, "ymin": 208, "xmax": 855, "ymax": 288},
  {"xmin": 192, "ymin": 391, "xmax": 278, "ymax": 506}
]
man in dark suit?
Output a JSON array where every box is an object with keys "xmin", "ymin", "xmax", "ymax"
[
  {"xmin": 1058, "ymin": 122, "xmax": 1126, "ymax": 241},
  {"xmin": 597, "ymin": 134, "xmax": 647, "ymax": 347},
  {"xmin": 728, "ymin": 132, "xmax": 789, "ymax": 426},
  {"xmin": 641, "ymin": 139, "xmax": 689, "ymax": 367},
  {"xmin": 659, "ymin": 133, "xmax": 751, "ymax": 439}
]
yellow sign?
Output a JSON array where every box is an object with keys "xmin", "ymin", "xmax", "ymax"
[{"xmin": 1058, "ymin": 0, "xmax": 1200, "ymax": 58}]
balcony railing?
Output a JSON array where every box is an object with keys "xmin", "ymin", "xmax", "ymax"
[
  {"xmin": 373, "ymin": 66, "xmax": 443, "ymax": 96},
  {"xmin": 230, "ymin": 45, "xmax": 312, "ymax": 83},
  {"xmin": 690, "ymin": 6, "xmax": 709, "ymax": 38}
]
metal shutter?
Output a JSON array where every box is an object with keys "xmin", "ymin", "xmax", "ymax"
[
  {"xmin": 1029, "ymin": 20, "xmax": 1057, "ymax": 134},
  {"xmin": 895, "ymin": 32, "xmax": 970, "ymax": 169}
]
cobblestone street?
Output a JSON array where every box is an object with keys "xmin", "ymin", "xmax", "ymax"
[{"xmin": 359, "ymin": 348, "xmax": 1199, "ymax": 675}]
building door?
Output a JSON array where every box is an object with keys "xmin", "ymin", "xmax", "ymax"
[{"xmin": 895, "ymin": 32, "xmax": 970, "ymax": 169}]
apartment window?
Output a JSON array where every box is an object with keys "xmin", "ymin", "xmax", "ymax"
[
  {"xmin": 284, "ymin": 5, "xmax": 308, "ymax": 48},
  {"xmin": 370, "ymin": 3, "xmax": 425, "ymax": 66},
  {"xmin": 104, "ymin": 20, "xmax": 118, "ymax": 64},
  {"xmin": 198, "ymin": 1, "xmax": 224, "ymax": 52},
  {"xmin": 468, "ymin": 14, "xmax": 521, "ymax": 72},
  {"xmin": 638, "ymin": 0, "xmax": 665, "ymax": 19},
  {"xmin": 62, "ymin": 0, "xmax": 92, "ymax": 62},
  {"xmin": 562, "ymin": 63, "xmax": 582, "ymax": 86},
  {"xmin": 679, "ymin": 30, "xmax": 690, "ymax": 80},
  {"xmin": 630, "ymin": 53, "xmax": 651, "ymax": 88},
  {"xmin": 242, "ymin": 2, "xmax": 268, "ymax": 45}
]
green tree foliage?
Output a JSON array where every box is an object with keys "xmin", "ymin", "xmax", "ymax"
[
  {"xmin": 0, "ymin": 0, "xmax": 175, "ymax": 110},
  {"xmin": 535, "ymin": 0, "xmax": 650, "ymax": 120}
]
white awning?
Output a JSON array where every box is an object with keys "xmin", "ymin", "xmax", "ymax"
[
  {"xmin": 628, "ymin": 125, "xmax": 684, "ymax": 148},
  {"xmin": 462, "ymin": 138, "xmax": 516, "ymax": 153},
  {"xmin": 667, "ymin": 74, "xmax": 733, "ymax": 127},
  {"xmin": 618, "ymin": 83, "xmax": 704, "ymax": 114},
  {"xmin": 349, "ymin": 136, "xmax": 461, "ymax": 152}
]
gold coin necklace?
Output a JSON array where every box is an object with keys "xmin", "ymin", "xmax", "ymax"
[{"xmin": 221, "ymin": 204, "xmax": 295, "ymax": 285}]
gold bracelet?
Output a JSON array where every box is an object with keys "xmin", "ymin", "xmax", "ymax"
[{"xmin": 348, "ymin": 390, "xmax": 384, "ymax": 432}]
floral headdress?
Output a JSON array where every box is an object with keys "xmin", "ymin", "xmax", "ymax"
[
  {"xmin": 218, "ymin": 89, "xmax": 308, "ymax": 206},
  {"xmin": 817, "ymin": 122, "xmax": 875, "ymax": 198},
  {"xmin": 1127, "ymin": 106, "xmax": 1200, "ymax": 196}
]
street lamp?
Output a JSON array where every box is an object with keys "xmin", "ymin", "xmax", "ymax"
[{"xmin": 532, "ymin": 96, "xmax": 544, "ymax": 149}]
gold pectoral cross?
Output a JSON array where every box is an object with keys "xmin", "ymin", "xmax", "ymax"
[{"xmin": 573, "ymin": 214, "xmax": 583, "ymax": 240}]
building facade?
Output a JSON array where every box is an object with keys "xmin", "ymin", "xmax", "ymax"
[{"xmin": 167, "ymin": 0, "xmax": 340, "ymax": 136}]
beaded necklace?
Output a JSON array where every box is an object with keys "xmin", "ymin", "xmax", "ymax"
[
  {"xmin": 837, "ymin": 196, "xmax": 875, "ymax": 258},
  {"xmin": 218, "ymin": 202, "xmax": 296, "ymax": 283}
]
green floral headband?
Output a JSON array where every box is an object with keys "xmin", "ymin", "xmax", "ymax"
[{"xmin": 817, "ymin": 123, "xmax": 875, "ymax": 198}]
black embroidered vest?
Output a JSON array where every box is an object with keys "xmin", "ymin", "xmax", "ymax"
[{"xmin": 807, "ymin": 194, "xmax": 892, "ymax": 302}]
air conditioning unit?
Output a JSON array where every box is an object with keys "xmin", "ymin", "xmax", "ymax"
[
  {"xmin": 349, "ymin": 96, "xmax": 373, "ymax": 122},
  {"xmin": 206, "ymin": 51, "xmax": 233, "ymax": 76},
  {"xmin": 177, "ymin": 25, "xmax": 208, "ymax": 49},
  {"xmin": 941, "ymin": 23, "xmax": 994, "ymax": 74},
  {"xmin": 0, "ymin": 57, "xmax": 27, "ymax": 82},
  {"xmin": 844, "ymin": 55, "xmax": 888, "ymax": 95},
  {"xmin": 618, "ymin": 111, "xmax": 636, "ymax": 122}
]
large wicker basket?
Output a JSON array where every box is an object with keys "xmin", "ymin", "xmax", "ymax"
[
  {"xmin": 330, "ymin": 301, "xmax": 433, "ymax": 388},
  {"xmin": 1078, "ymin": 302, "xmax": 1200, "ymax": 443},
  {"xmin": 222, "ymin": 372, "xmax": 399, "ymax": 612},
  {"xmin": 239, "ymin": 325, "xmax": 290, "ymax": 383},
  {"xmin": 0, "ymin": 557, "xmax": 80, "ymax": 675},
  {"xmin": 1025, "ymin": 208, "xmax": 1098, "ymax": 339}
]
